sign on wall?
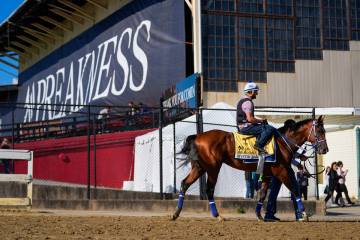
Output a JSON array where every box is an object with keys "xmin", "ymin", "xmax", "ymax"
[
  {"xmin": 12, "ymin": 0, "xmax": 185, "ymax": 123},
  {"xmin": 162, "ymin": 73, "xmax": 200, "ymax": 121}
]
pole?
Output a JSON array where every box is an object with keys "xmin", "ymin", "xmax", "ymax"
[
  {"xmin": 11, "ymin": 107, "xmax": 15, "ymax": 148},
  {"xmin": 93, "ymin": 114, "xmax": 97, "ymax": 190},
  {"xmin": 197, "ymin": 108, "xmax": 206, "ymax": 199},
  {"xmin": 11, "ymin": 106, "xmax": 15, "ymax": 173},
  {"xmin": 356, "ymin": 127, "xmax": 360, "ymax": 200},
  {"xmin": 159, "ymin": 98, "xmax": 164, "ymax": 199},
  {"xmin": 192, "ymin": 0, "xmax": 203, "ymax": 74},
  {"xmin": 87, "ymin": 105, "xmax": 91, "ymax": 200},
  {"xmin": 312, "ymin": 108, "xmax": 319, "ymax": 200},
  {"xmin": 173, "ymin": 122, "xmax": 177, "ymax": 193}
]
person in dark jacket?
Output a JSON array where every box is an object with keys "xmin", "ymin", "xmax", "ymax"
[
  {"xmin": 296, "ymin": 165, "xmax": 310, "ymax": 200},
  {"xmin": 0, "ymin": 138, "xmax": 11, "ymax": 173},
  {"xmin": 335, "ymin": 161, "xmax": 355, "ymax": 206},
  {"xmin": 245, "ymin": 171, "xmax": 254, "ymax": 199},
  {"xmin": 324, "ymin": 162, "xmax": 339, "ymax": 206}
]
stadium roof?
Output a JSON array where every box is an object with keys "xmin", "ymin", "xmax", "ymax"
[{"xmin": 0, "ymin": 0, "xmax": 108, "ymax": 75}]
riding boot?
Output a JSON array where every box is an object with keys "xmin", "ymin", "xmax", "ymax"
[
  {"xmin": 256, "ymin": 154, "xmax": 265, "ymax": 175},
  {"xmin": 254, "ymin": 143, "xmax": 268, "ymax": 155}
]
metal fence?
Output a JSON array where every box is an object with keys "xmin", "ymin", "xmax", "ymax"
[
  {"xmin": 0, "ymin": 102, "xmax": 321, "ymax": 200},
  {"xmin": 156, "ymin": 106, "xmax": 320, "ymax": 200}
]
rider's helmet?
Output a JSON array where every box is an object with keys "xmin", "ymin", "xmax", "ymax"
[{"xmin": 243, "ymin": 81, "xmax": 259, "ymax": 93}]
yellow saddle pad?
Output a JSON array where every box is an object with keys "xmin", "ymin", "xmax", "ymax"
[{"xmin": 233, "ymin": 132, "xmax": 275, "ymax": 159}]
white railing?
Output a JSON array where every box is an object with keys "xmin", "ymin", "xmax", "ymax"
[{"xmin": 0, "ymin": 149, "xmax": 33, "ymax": 207}]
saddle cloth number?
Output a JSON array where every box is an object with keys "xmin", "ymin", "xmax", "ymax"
[{"xmin": 233, "ymin": 132, "xmax": 275, "ymax": 158}]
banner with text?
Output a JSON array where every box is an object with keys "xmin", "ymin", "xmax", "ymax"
[
  {"xmin": 10, "ymin": 0, "xmax": 185, "ymax": 124},
  {"xmin": 162, "ymin": 73, "xmax": 199, "ymax": 121}
]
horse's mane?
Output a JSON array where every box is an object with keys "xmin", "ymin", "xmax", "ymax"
[
  {"xmin": 292, "ymin": 119, "xmax": 313, "ymax": 132},
  {"xmin": 277, "ymin": 118, "xmax": 313, "ymax": 134}
]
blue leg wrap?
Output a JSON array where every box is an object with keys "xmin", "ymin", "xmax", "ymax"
[
  {"xmin": 177, "ymin": 193, "xmax": 184, "ymax": 209},
  {"xmin": 209, "ymin": 200, "xmax": 219, "ymax": 217},
  {"xmin": 295, "ymin": 197, "xmax": 305, "ymax": 212},
  {"xmin": 255, "ymin": 202, "xmax": 263, "ymax": 214}
]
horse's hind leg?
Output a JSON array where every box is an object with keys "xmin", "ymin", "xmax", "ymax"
[
  {"xmin": 255, "ymin": 176, "xmax": 271, "ymax": 221},
  {"xmin": 171, "ymin": 165, "xmax": 204, "ymax": 221}
]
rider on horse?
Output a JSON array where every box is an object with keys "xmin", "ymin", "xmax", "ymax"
[{"xmin": 236, "ymin": 81, "xmax": 276, "ymax": 154}]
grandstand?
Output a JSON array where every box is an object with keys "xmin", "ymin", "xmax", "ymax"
[{"xmin": 0, "ymin": 0, "xmax": 359, "ymax": 204}]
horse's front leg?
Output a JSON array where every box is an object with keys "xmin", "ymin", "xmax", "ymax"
[
  {"xmin": 255, "ymin": 176, "xmax": 270, "ymax": 221},
  {"xmin": 276, "ymin": 166, "xmax": 308, "ymax": 221}
]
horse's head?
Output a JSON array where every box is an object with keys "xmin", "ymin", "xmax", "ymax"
[{"xmin": 306, "ymin": 115, "xmax": 329, "ymax": 155}]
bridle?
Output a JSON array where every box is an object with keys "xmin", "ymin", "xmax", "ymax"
[
  {"xmin": 306, "ymin": 120, "xmax": 327, "ymax": 149},
  {"xmin": 278, "ymin": 120, "xmax": 327, "ymax": 178},
  {"xmin": 279, "ymin": 120, "xmax": 326, "ymax": 155}
]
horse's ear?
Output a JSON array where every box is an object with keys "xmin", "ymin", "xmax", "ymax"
[{"xmin": 317, "ymin": 115, "xmax": 325, "ymax": 123}]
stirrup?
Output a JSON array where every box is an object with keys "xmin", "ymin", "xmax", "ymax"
[{"xmin": 254, "ymin": 145, "xmax": 268, "ymax": 155}]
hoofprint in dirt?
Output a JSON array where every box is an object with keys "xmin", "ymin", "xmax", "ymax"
[{"xmin": 0, "ymin": 211, "xmax": 359, "ymax": 240}]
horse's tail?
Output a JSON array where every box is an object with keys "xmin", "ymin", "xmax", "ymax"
[{"xmin": 177, "ymin": 134, "xmax": 198, "ymax": 168}]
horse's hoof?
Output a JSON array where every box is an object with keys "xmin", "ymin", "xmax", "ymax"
[
  {"xmin": 217, "ymin": 215, "xmax": 225, "ymax": 222},
  {"xmin": 170, "ymin": 214, "xmax": 179, "ymax": 221},
  {"xmin": 297, "ymin": 212, "xmax": 309, "ymax": 222},
  {"xmin": 256, "ymin": 213, "xmax": 264, "ymax": 222}
]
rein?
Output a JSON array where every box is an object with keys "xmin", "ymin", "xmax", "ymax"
[{"xmin": 277, "ymin": 120, "xmax": 326, "ymax": 178}]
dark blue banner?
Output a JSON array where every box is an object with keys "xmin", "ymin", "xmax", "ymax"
[
  {"xmin": 11, "ymin": 0, "xmax": 185, "ymax": 123},
  {"xmin": 162, "ymin": 73, "xmax": 199, "ymax": 121}
]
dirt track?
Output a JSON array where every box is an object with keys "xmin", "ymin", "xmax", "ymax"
[{"xmin": 0, "ymin": 211, "xmax": 360, "ymax": 240}]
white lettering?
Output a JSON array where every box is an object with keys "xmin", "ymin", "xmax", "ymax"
[
  {"xmin": 113, "ymin": 28, "xmax": 132, "ymax": 96},
  {"xmin": 21, "ymin": 20, "xmax": 152, "ymax": 123},
  {"xmin": 53, "ymin": 68, "xmax": 65, "ymax": 119},
  {"xmin": 35, "ymin": 79, "xmax": 47, "ymax": 121},
  {"xmin": 93, "ymin": 36, "xmax": 118, "ymax": 100},
  {"xmin": 130, "ymin": 20, "xmax": 151, "ymax": 92},
  {"xmin": 44, "ymin": 74, "xmax": 56, "ymax": 120}
]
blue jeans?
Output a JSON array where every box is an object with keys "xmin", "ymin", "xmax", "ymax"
[
  {"xmin": 239, "ymin": 123, "xmax": 276, "ymax": 148},
  {"xmin": 265, "ymin": 176, "xmax": 300, "ymax": 219},
  {"xmin": 252, "ymin": 172, "xmax": 260, "ymax": 191},
  {"xmin": 245, "ymin": 179, "xmax": 254, "ymax": 198}
]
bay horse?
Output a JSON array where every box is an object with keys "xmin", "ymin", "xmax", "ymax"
[{"xmin": 171, "ymin": 116, "xmax": 328, "ymax": 221}]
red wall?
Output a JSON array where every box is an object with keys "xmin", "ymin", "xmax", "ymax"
[{"xmin": 11, "ymin": 129, "xmax": 153, "ymax": 188}]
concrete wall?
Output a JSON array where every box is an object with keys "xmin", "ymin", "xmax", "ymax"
[
  {"xmin": 11, "ymin": 129, "xmax": 152, "ymax": 188},
  {"xmin": 204, "ymin": 42, "xmax": 360, "ymax": 108}
]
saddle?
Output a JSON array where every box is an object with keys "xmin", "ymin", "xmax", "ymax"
[{"xmin": 233, "ymin": 132, "xmax": 276, "ymax": 163}]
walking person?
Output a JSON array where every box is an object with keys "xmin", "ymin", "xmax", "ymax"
[
  {"xmin": 324, "ymin": 166, "xmax": 335, "ymax": 205},
  {"xmin": 296, "ymin": 165, "xmax": 310, "ymax": 200},
  {"xmin": 245, "ymin": 171, "xmax": 254, "ymax": 199},
  {"xmin": 324, "ymin": 162, "xmax": 340, "ymax": 207},
  {"xmin": 0, "ymin": 138, "xmax": 11, "ymax": 173},
  {"xmin": 335, "ymin": 161, "xmax": 355, "ymax": 206}
]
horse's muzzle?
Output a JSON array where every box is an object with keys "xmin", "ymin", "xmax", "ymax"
[{"xmin": 318, "ymin": 147, "xmax": 329, "ymax": 155}]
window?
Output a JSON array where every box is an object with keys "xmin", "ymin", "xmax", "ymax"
[
  {"xmin": 202, "ymin": 0, "xmax": 235, "ymax": 11},
  {"xmin": 238, "ymin": 17, "xmax": 267, "ymax": 82},
  {"xmin": 267, "ymin": 0, "xmax": 293, "ymax": 16},
  {"xmin": 351, "ymin": 0, "xmax": 360, "ymax": 40},
  {"xmin": 295, "ymin": 0, "xmax": 322, "ymax": 59},
  {"xmin": 323, "ymin": 0, "xmax": 349, "ymax": 50},
  {"xmin": 200, "ymin": 0, "xmax": 359, "ymax": 92},
  {"xmin": 202, "ymin": 14, "xmax": 237, "ymax": 91},
  {"xmin": 267, "ymin": 19, "xmax": 295, "ymax": 72},
  {"xmin": 237, "ymin": 0, "xmax": 264, "ymax": 14}
]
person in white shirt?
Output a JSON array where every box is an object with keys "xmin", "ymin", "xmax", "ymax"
[{"xmin": 335, "ymin": 161, "xmax": 355, "ymax": 206}]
